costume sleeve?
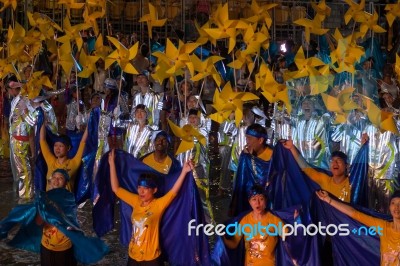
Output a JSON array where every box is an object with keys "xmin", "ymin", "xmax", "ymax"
[
  {"xmin": 40, "ymin": 139, "xmax": 56, "ymax": 165},
  {"xmin": 70, "ymin": 140, "xmax": 86, "ymax": 166},
  {"xmin": 352, "ymin": 210, "xmax": 386, "ymax": 229},
  {"xmin": 158, "ymin": 190, "xmax": 177, "ymax": 210},
  {"xmin": 303, "ymin": 167, "xmax": 328, "ymax": 188},
  {"xmin": 115, "ymin": 187, "xmax": 139, "ymax": 208}
]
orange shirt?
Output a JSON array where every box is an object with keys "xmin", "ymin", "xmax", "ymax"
[
  {"xmin": 115, "ymin": 188, "xmax": 176, "ymax": 261},
  {"xmin": 303, "ymin": 168, "xmax": 351, "ymax": 202},
  {"xmin": 41, "ymin": 224, "xmax": 72, "ymax": 251},
  {"xmin": 142, "ymin": 153, "xmax": 172, "ymax": 174},
  {"xmin": 40, "ymin": 140, "xmax": 86, "ymax": 191},
  {"xmin": 230, "ymin": 212, "xmax": 283, "ymax": 266},
  {"xmin": 258, "ymin": 147, "xmax": 273, "ymax": 161},
  {"xmin": 353, "ymin": 211, "xmax": 400, "ymax": 266}
]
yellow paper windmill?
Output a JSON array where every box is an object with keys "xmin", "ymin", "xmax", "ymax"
[
  {"xmin": 204, "ymin": 3, "xmax": 248, "ymax": 53},
  {"xmin": 258, "ymin": 24, "xmax": 271, "ymax": 50},
  {"xmin": 58, "ymin": 42, "xmax": 75, "ymax": 76},
  {"xmin": 354, "ymin": 10, "xmax": 386, "ymax": 38},
  {"xmin": 321, "ymin": 87, "xmax": 358, "ymax": 123},
  {"xmin": 227, "ymin": 50, "xmax": 255, "ymax": 72},
  {"xmin": 139, "ymin": 3, "xmax": 167, "ymax": 39},
  {"xmin": 105, "ymin": 36, "xmax": 139, "ymax": 74},
  {"xmin": 77, "ymin": 50, "xmax": 99, "ymax": 78},
  {"xmin": 21, "ymin": 71, "xmax": 53, "ymax": 99},
  {"xmin": 209, "ymin": 90, "xmax": 233, "ymax": 123},
  {"xmin": 0, "ymin": 0, "xmax": 17, "ymax": 12},
  {"xmin": 195, "ymin": 21, "xmax": 216, "ymax": 46},
  {"xmin": 7, "ymin": 22, "xmax": 26, "ymax": 60},
  {"xmin": 254, "ymin": 62, "xmax": 268, "ymax": 91},
  {"xmin": 309, "ymin": 64, "xmax": 334, "ymax": 95},
  {"xmin": 330, "ymin": 38, "xmax": 364, "ymax": 74},
  {"xmin": 385, "ymin": 1, "xmax": 400, "ymax": 27},
  {"xmin": 83, "ymin": 6, "xmax": 102, "ymax": 36},
  {"xmin": 343, "ymin": 0, "xmax": 365, "ymax": 25},
  {"xmin": 151, "ymin": 60, "xmax": 174, "ymax": 84},
  {"xmin": 56, "ymin": 17, "xmax": 90, "ymax": 51},
  {"xmin": 260, "ymin": 68, "xmax": 292, "ymax": 113},
  {"xmin": 190, "ymin": 54, "xmax": 224, "ymax": 87},
  {"xmin": 19, "ymin": 29, "xmax": 45, "ymax": 63},
  {"xmin": 27, "ymin": 12, "xmax": 63, "ymax": 41},
  {"xmin": 0, "ymin": 59, "xmax": 20, "ymax": 80},
  {"xmin": 57, "ymin": 0, "xmax": 85, "ymax": 18},
  {"xmin": 152, "ymin": 38, "xmax": 199, "ymax": 77},
  {"xmin": 293, "ymin": 17, "xmax": 329, "ymax": 44},
  {"xmin": 168, "ymin": 119, "xmax": 206, "ymax": 155},
  {"xmin": 87, "ymin": 0, "xmax": 106, "ymax": 16},
  {"xmin": 362, "ymin": 96, "xmax": 399, "ymax": 135},
  {"xmin": 212, "ymin": 81, "xmax": 259, "ymax": 126},
  {"xmin": 245, "ymin": 0, "xmax": 278, "ymax": 28},
  {"xmin": 292, "ymin": 47, "xmax": 325, "ymax": 79},
  {"xmin": 93, "ymin": 34, "xmax": 111, "ymax": 60},
  {"xmin": 311, "ymin": 0, "xmax": 331, "ymax": 22},
  {"xmin": 241, "ymin": 25, "xmax": 269, "ymax": 56}
]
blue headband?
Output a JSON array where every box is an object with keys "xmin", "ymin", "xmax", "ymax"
[
  {"xmin": 138, "ymin": 177, "xmax": 157, "ymax": 188},
  {"xmin": 247, "ymin": 185, "xmax": 266, "ymax": 199},
  {"xmin": 245, "ymin": 128, "xmax": 267, "ymax": 140},
  {"xmin": 51, "ymin": 169, "xmax": 70, "ymax": 182}
]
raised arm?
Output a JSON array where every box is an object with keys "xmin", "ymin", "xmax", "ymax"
[
  {"xmin": 170, "ymin": 160, "xmax": 194, "ymax": 195},
  {"xmin": 108, "ymin": 149, "xmax": 120, "ymax": 193},
  {"xmin": 316, "ymin": 190, "xmax": 355, "ymax": 217},
  {"xmin": 81, "ymin": 124, "xmax": 89, "ymax": 143},
  {"xmin": 281, "ymin": 139, "xmax": 309, "ymax": 169},
  {"xmin": 40, "ymin": 123, "xmax": 46, "ymax": 141}
]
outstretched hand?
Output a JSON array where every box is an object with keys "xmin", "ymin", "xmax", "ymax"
[
  {"xmin": 316, "ymin": 190, "xmax": 331, "ymax": 203},
  {"xmin": 361, "ymin": 133, "xmax": 369, "ymax": 145},
  {"xmin": 281, "ymin": 139, "xmax": 294, "ymax": 150},
  {"xmin": 182, "ymin": 160, "xmax": 194, "ymax": 175},
  {"xmin": 108, "ymin": 149, "xmax": 115, "ymax": 165}
]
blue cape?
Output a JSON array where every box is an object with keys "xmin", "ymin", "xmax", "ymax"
[
  {"xmin": 92, "ymin": 149, "xmax": 211, "ymax": 265},
  {"xmin": 0, "ymin": 188, "xmax": 108, "ymax": 264}
]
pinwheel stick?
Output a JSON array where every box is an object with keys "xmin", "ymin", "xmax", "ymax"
[
  {"xmin": 75, "ymin": 64, "xmax": 79, "ymax": 113},
  {"xmin": 196, "ymin": 78, "xmax": 206, "ymax": 109},
  {"xmin": 116, "ymin": 70, "xmax": 124, "ymax": 110},
  {"xmin": 244, "ymin": 54, "xmax": 259, "ymax": 92},
  {"xmin": 174, "ymin": 76, "xmax": 183, "ymax": 119}
]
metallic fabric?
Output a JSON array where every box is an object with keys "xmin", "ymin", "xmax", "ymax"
[
  {"xmin": 124, "ymin": 123, "xmax": 154, "ymax": 158},
  {"xmin": 131, "ymin": 90, "xmax": 161, "ymax": 130}
]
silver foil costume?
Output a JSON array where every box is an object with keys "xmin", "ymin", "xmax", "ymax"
[
  {"xmin": 124, "ymin": 123, "xmax": 154, "ymax": 158},
  {"xmin": 131, "ymin": 90, "xmax": 161, "ymax": 130},
  {"xmin": 218, "ymin": 119, "xmax": 237, "ymax": 190}
]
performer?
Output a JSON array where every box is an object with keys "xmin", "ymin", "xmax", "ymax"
[
  {"xmin": 108, "ymin": 149, "xmax": 193, "ymax": 266},
  {"xmin": 7, "ymin": 80, "xmax": 35, "ymax": 200},
  {"xmin": 131, "ymin": 72, "xmax": 161, "ymax": 130},
  {"xmin": 224, "ymin": 185, "xmax": 284, "ymax": 266},
  {"xmin": 124, "ymin": 104, "xmax": 154, "ymax": 158},
  {"xmin": 282, "ymin": 134, "xmax": 369, "ymax": 202},
  {"xmin": 65, "ymin": 85, "xmax": 86, "ymax": 134},
  {"xmin": 316, "ymin": 189, "xmax": 400, "ymax": 266}
]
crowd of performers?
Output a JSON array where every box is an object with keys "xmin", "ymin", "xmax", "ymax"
[{"xmin": 2, "ymin": 3, "xmax": 400, "ymax": 266}]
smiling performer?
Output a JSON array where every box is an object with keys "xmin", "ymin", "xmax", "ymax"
[
  {"xmin": 282, "ymin": 134, "xmax": 368, "ymax": 202},
  {"xmin": 108, "ymin": 149, "xmax": 193, "ymax": 266}
]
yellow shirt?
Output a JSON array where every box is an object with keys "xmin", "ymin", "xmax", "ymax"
[
  {"xmin": 142, "ymin": 153, "xmax": 172, "ymax": 174},
  {"xmin": 303, "ymin": 168, "xmax": 351, "ymax": 202},
  {"xmin": 115, "ymin": 188, "xmax": 176, "ymax": 261},
  {"xmin": 231, "ymin": 212, "xmax": 283, "ymax": 266},
  {"xmin": 353, "ymin": 211, "xmax": 400, "ymax": 266},
  {"xmin": 258, "ymin": 147, "xmax": 273, "ymax": 161},
  {"xmin": 41, "ymin": 224, "xmax": 72, "ymax": 251},
  {"xmin": 40, "ymin": 140, "xmax": 86, "ymax": 191}
]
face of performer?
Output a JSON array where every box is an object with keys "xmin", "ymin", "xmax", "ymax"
[
  {"xmin": 180, "ymin": 82, "xmax": 192, "ymax": 96},
  {"xmin": 135, "ymin": 108, "xmax": 147, "ymax": 123},
  {"xmin": 54, "ymin": 142, "xmax": 70, "ymax": 158},
  {"xmin": 154, "ymin": 135, "xmax": 169, "ymax": 152},
  {"xmin": 91, "ymin": 94, "xmax": 102, "ymax": 108},
  {"xmin": 138, "ymin": 186, "xmax": 157, "ymax": 203},
  {"xmin": 249, "ymin": 194, "xmax": 267, "ymax": 215},
  {"xmin": 136, "ymin": 75, "xmax": 150, "ymax": 88},
  {"xmin": 330, "ymin": 156, "xmax": 346, "ymax": 177},
  {"xmin": 187, "ymin": 96, "xmax": 198, "ymax": 110},
  {"xmin": 382, "ymin": 93, "xmax": 394, "ymax": 105},
  {"xmin": 188, "ymin": 114, "xmax": 200, "ymax": 127},
  {"xmin": 245, "ymin": 135, "xmax": 265, "ymax": 156},
  {"xmin": 301, "ymin": 99, "xmax": 314, "ymax": 119},
  {"xmin": 49, "ymin": 172, "xmax": 67, "ymax": 189},
  {"xmin": 390, "ymin": 197, "xmax": 400, "ymax": 220},
  {"xmin": 7, "ymin": 86, "xmax": 21, "ymax": 97}
]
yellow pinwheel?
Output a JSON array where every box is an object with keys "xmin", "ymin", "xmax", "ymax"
[
  {"xmin": 151, "ymin": 60, "xmax": 173, "ymax": 84},
  {"xmin": 77, "ymin": 50, "xmax": 99, "ymax": 78},
  {"xmin": 245, "ymin": 0, "xmax": 278, "ymax": 28},
  {"xmin": 258, "ymin": 24, "xmax": 271, "ymax": 50},
  {"xmin": 168, "ymin": 119, "xmax": 206, "ymax": 155},
  {"xmin": 57, "ymin": 0, "xmax": 85, "ymax": 18},
  {"xmin": 354, "ymin": 10, "xmax": 386, "ymax": 38},
  {"xmin": 139, "ymin": 3, "xmax": 167, "ymax": 39},
  {"xmin": 330, "ymin": 38, "xmax": 364, "ymax": 74},
  {"xmin": 227, "ymin": 50, "xmax": 255, "ymax": 73},
  {"xmin": 7, "ymin": 22, "xmax": 26, "ymax": 61},
  {"xmin": 311, "ymin": 0, "xmax": 331, "ymax": 22},
  {"xmin": 87, "ymin": 0, "xmax": 106, "ymax": 16},
  {"xmin": 19, "ymin": 29, "xmax": 45, "ymax": 63},
  {"xmin": 385, "ymin": 1, "xmax": 400, "ymax": 27},
  {"xmin": 293, "ymin": 17, "xmax": 329, "ymax": 44},
  {"xmin": 0, "ymin": 0, "xmax": 17, "ymax": 12},
  {"xmin": 362, "ymin": 95, "xmax": 399, "ymax": 135},
  {"xmin": 58, "ymin": 42, "xmax": 75, "ymax": 75},
  {"xmin": 292, "ymin": 47, "xmax": 325, "ymax": 79},
  {"xmin": 321, "ymin": 87, "xmax": 358, "ymax": 123},
  {"xmin": 57, "ymin": 16, "xmax": 90, "ymax": 51},
  {"xmin": 21, "ymin": 71, "xmax": 53, "ymax": 99},
  {"xmin": 241, "ymin": 25, "xmax": 269, "ymax": 56},
  {"xmin": 343, "ymin": 0, "xmax": 365, "ymax": 25},
  {"xmin": 204, "ymin": 3, "xmax": 248, "ymax": 53},
  {"xmin": 260, "ymin": 68, "xmax": 292, "ymax": 113},
  {"xmin": 254, "ymin": 62, "xmax": 268, "ymax": 91},
  {"xmin": 212, "ymin": 81, "xmax": 259, "ymax": 126},
  {"xmin": 105, "ymin": 36, "xmax": 139, "ymax": 74},
  {"xmin": 93, "ymin": 34, "xmax": 111, "ymax": 60},
  {"xmin": 152, "ymin": 38, "xmax": 199, "ymax": 77},
  {"xmin": 209, "ymin": 89, "xmax": 235, "ymax": 123},
  {"xmin": 83, "ymin": 6, "xmax": 102, "ymax": 36},
  {"xmin": 0, "ymin": 59, "xmax": 20, "ymax": 80},
  {"xmin": 309, "ymin": 64, "xmax": 334, "ymax": 95},
  {"xmin": 190, "ymin": 54, "xmax": 223, "ymax": 87},
  {"xmin": 27, "ymin": 12, "xmax": 63, "ymax": 41},
  {"xmin": 195, "ymin": 21, "xmax": 216, "ymax": 46}
]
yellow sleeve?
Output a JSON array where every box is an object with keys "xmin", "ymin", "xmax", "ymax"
[
  {"xmin": 158, "ymin": 191, "xmax": 177, "ymax": 210},
  {"xmin": 303, "ymin": 167, "xmax": 329, "ymax": 188},
  {"xmin": 352, "ymin": 210, "xmax": 386, "ymax": 229},
  {"xmin": 70, "ymin": 141, "xmax": 86, "ymax": 168},
  {"xmin": 40, "ymin": 139, "xmax": 56, "ymax": 165},
  {"xmin": 115, "ymin": 187, "xmax": 139, "ymax": 208}
]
